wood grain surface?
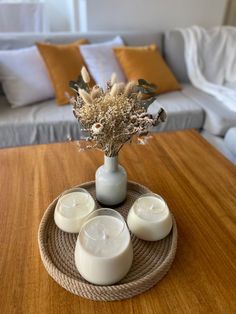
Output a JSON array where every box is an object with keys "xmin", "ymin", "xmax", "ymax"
[{"xmin": 0, "ymin": 130, "xmax": 236, "ymax": 314}]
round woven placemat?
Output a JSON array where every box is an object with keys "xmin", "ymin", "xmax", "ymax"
[{"xmin": 38, "ymin": 181, "xmax": 177, "ymax": 301}]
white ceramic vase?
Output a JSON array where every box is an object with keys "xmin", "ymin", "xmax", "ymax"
[{"xmin": 95, "ymin": 155, "xmax": 127, "ymax": 206}]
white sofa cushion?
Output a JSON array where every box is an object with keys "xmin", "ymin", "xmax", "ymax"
[
  {"xmin": 0, "ymin": 46, "xmax": 54, "ymax": 108},
  {"xmin": 182, "ymin": 84, "xmax": 236, "ymax": 136},
  {"xmin": 80, "ymin": 36, "xmax": 125, "ymax": 89}
]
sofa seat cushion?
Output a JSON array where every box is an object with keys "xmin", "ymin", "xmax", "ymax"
[
  {"xmin": 182, "ymin": 84, "xmax": 236, "ymax": 136},
  {"xmin": 224, "ymin": 128, "xmax": 236, "ymax": 156},
  {"xmin": 148, "ymin": 89, "xmax": 204, "ymax": 132},
  {"xmin": 0, "ymin": 96, "xmax": 81, "ymax": 148},
  {"xmin": 0, "ymin": 87, "xmax": 204, "ymax": 148}
]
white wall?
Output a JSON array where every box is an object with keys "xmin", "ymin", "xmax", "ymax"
[
  {"xmin": 45, "ymin": 0, "xmax": 73, "ymax": 32},
  {"xmin": 86, "ymin": 0, "xmax": 227, "ymax": 31},
  {"xmin": 45, "ymin": 0, "xmax": 228, "ymax": 32}
]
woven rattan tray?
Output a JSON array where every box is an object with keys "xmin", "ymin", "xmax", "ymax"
[{"xmin": 38, "ymin": 181, "xmax": 177, "ymax": 301}]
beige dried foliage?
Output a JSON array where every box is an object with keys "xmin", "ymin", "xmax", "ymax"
[
  {"xmin": 116, "ymin": 82, "xmax": 125, "ymax": 94},
  {"xmin": 91, "ymin": 85, "xmax": 103, "ymax": 99},
  {"xmin": 124, "ymin": 81, "xmax": 136, "ymax": 96},
  {"xmin": 72, "ymin": 71, "xmax": 166, "ymax": 156},
  {"xmin": 110, "ymin": 73, "xmax": 117, "ymax": 86},
  {"xmin": 79, "ymin": 88, "xmax": 93, "ymax": 105},
  {"xmin": 81, "ymin": 66, "xmax": 90, "ymax": 83},
  {"xmin": 110, "ymin": 83, "xmax": 119, "ymax": 97}
]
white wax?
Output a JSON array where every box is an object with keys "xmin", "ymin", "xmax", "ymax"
[
  {"xmin": 75, "ymin": 215, "xmax": 133, "ymax": 285},
  {"xmin": 134, "ymin": 196, "xmax": 167, "ymax": 221},
  {"xmin": 54, "ymin": 192, "xmax": 95, "ymax": 233},
  {"xmin": 127, "ymin": 195, "xmax": 172, "ymax": 241}
]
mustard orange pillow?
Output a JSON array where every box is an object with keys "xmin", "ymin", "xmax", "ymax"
[
  {"xmin": 37, "ymin": 39, "xmax": 90, "ymax": 105},
  {"xmin": 113, "ymin": 45, "xmax": 181, "ymax": 94}
]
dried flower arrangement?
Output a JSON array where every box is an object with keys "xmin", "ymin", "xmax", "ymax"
[{"xmin": 70, "ymin": 67, "xmax": 167, "ymax": 157}]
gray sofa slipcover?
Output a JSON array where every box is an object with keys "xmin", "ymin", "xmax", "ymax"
[
  {"xmin": 0, "ymin": 96, "xmax": 81, "ymax": 147},
  {"xmin": 0, "ymin": 31, "xmax": 205, "ymax": 148},
  {"xmin": 149, "ymin": 89, "xmax": 204, "ymax": 132},
  {"xmin": 0, "ymin": 89, "xmax": 204, "ymax": 148},
  {"xmin": 0, "ymin": 31, "xmax": 235, "ymax": 164}
]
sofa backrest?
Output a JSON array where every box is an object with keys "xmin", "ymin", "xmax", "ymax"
[
  {"xmin": 164, "ymin": 30, "xmax": 189, "ymax": 83},
  {"xmin": 0, "ymin": 31, "xmax": 188, "ymax": 89},
  {"xmin": 0, "ymin": 31, "xmax": 163, "ymax": 51},
  {"xmin": 0, "ymin": 31, "xmax": 165, "ymax": 95}
]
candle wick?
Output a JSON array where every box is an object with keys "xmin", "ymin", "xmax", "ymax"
[
  {"xmin": 102, "ymin": 231, "xmax": 108, "ymax": 240},
  {"xmin": 72, "ymin": 199, "xmax": 79, "ymax": 207}
]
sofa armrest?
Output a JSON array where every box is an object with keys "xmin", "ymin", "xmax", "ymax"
[{"xmin": 164, "ymin": 30, "xmax": 189, "ymax": 84}]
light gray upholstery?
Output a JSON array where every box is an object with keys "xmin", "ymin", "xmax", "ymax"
[
  {"xmin": 148, "ymin": 89, "xmax": 204, "ymax": 132},
  {"xmin": 0, "ymin": 31, "xmax": 203, "ymax": 149},
  {"xmin": 0, "ymin": 89, "xmax": 204, "ymax": 148},
  {"xmin": 0, "ymin": 31, "xmax": 234, "ymax": 162},
  {"xmin": 0, "ymin": 31, "xmax": 163, "ymax": 96},
  {"xmin": 0, "ymin": 32, "xmax": 163, "ymax": 51},
  {"xmin": 182, "ymin": 84, "xmax": 236, "ymax": 136},
  {"xmin": 164, "ymin": 30, "xmax": 189, "ymax": 83},
  {"xmin": 0, "ymin": 96, "xmax": 81, "ymax": 147},
  {"xmin": 0, "ymin": 31, "xmax": 163, "ymax": 148},
  {"xmin": 224, "ymin": 128, "xmax": 236, "ymax": 156}
]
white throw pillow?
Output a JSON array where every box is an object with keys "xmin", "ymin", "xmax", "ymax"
[
  {"xmin": 0, "ymin": 46, "xmax": 54, "ymax": 108},
  {"xmin": 80, "ymin": 36, "xmax": 126, "ymax": 89}
]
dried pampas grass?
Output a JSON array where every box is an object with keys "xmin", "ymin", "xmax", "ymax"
[{"xmin": 70, "ymin": 67, "xmax": 166, "ymax": 156}]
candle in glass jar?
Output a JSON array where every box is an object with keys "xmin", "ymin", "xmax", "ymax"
[
  {"xmin": 127, "ymin": 193, "xmax": 172, "ymax": 241},
  {"xmin": 75, "ymin": 208, "xmax": 133, "ymax": 285},
  {"xmin": 54, "ymin": 188, "xmax": 96, "ymax": 233}
]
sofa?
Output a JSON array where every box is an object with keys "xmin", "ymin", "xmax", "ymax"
[{"xmin": 0, "ymin": 31, "xmax": 235, "ymax": 164}]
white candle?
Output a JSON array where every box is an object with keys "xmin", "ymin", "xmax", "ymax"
[
  {"xmin": 127, "ymin": 193, "xmax": 172, "ymax": 241},
  {"xmin": 54, "ymin": 188, "xmax": 96, "ymax": 233},
  {"xmin": 75, "ymin": 208, "xmax": 133, "ymax": 285}
]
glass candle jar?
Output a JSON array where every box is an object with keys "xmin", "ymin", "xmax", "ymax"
[
  {"xmin": 54, "ymin": 188, "xmax": 96, "ymax": 233},
  {"xmin": 127, "ymin": 193, "xmax": 172, "ymax": 241},
  {"xmin": 75, "ymin": 208, "xmax": 133, "ymax": 285}
]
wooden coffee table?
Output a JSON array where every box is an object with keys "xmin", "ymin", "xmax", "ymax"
[{"xmin": 0, "ymin": 129, "xmax": 236, "ymax": 313}]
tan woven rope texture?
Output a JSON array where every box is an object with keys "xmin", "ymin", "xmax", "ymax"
[{"xmin": 38, "ymin": 181, "xmax": 178, "ymax": 301}]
